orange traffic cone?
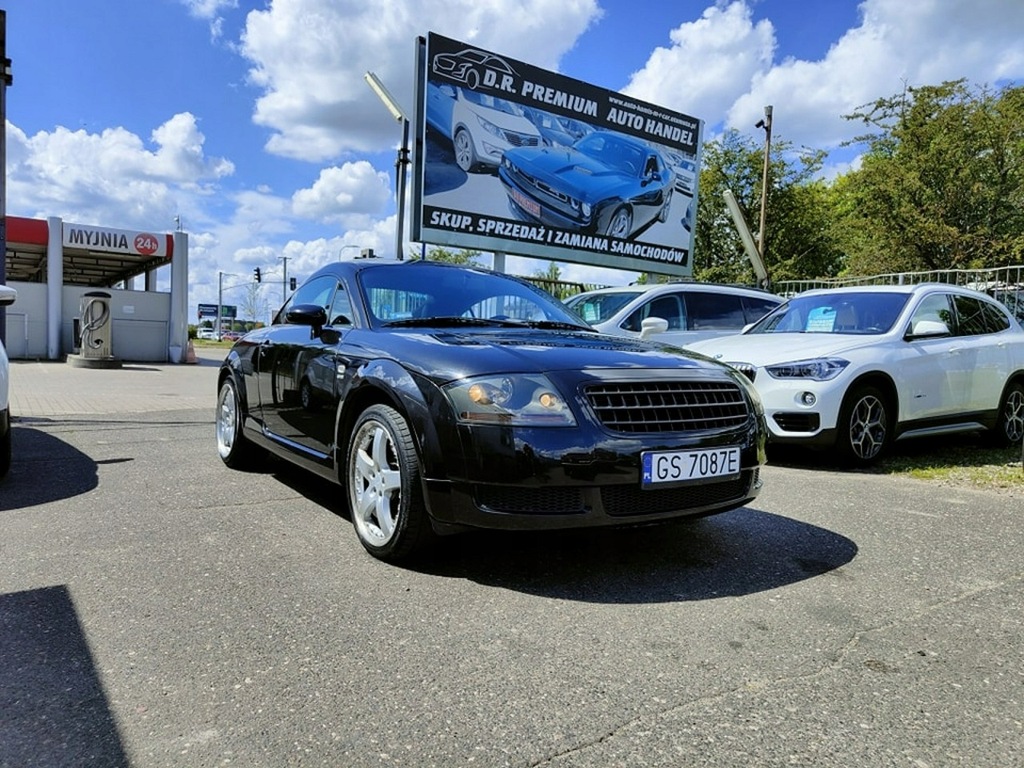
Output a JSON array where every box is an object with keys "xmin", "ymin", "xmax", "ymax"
[{"xmin": 185, "ymin": 340, "xmax": 198, "ymax": 364}]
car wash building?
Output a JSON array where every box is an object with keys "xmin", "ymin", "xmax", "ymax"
[{"xmin": 2, "ymin": 215, "xmax": 190, "ymax": 363}]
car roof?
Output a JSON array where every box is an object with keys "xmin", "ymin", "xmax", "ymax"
[
  {"xmin": 795, "ymin": 282, "xmax": 997, "ymax": 299},
  {"xmin": 573, "ymin": 282, "xmax": 779, "ymax": 299}
]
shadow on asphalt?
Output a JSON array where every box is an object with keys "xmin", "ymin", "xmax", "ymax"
[
  {"xmin": 0, "ymin": 426, "xmax": 99, "ymax": 511},
  {"xmin": 0, "ymin": 586, "xmax": 130, "ymax": 767},
  {"xmin": 268, "ymin": 461, "xmax": 858, "ymax": 604}
]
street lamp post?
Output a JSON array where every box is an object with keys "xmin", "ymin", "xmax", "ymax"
[{"xmin": 365, "ymin": 71, "xmax": 408, "ymax": 261}]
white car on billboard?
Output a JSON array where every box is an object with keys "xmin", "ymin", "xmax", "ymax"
[
  {"xmin": 685, "ymin": 284, "xmax": 1024, "ymax": 466},
  {"xmin": 1, "ymin": 284, "xmax": 17, "ymax": 479},
  {"xmin": 425, "ymin": 82, "xmax": 541, "ymax": 172}
]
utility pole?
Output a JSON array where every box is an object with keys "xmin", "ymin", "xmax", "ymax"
[
  {"xmin": 756, "ymin": 105, "xmax": 773, "ymax": 270},
  {"xmin": 279, "ymin": 256, "xmax": 289, "ymax": 307},
  {"xmin": 217, "ymin": 272, "xmax": 224, "ymax": 338}
]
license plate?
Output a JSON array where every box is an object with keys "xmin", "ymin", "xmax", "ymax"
[
  {"xmin": 641, "ymin": 446, "xmax": 741, "ymax": 487},
  {"xmin": 509, "ymin": 187, "xmax": 541, "ymax": 218}
]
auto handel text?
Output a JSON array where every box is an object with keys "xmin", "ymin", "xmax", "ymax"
[{"xmin": 426, "ymin": 207, "xmax": 690, "ymax": 266}]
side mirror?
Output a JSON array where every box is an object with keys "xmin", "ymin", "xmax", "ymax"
[
  {"xmin": 907, "ymin": 319, "xmax": 950, "ymax": 338},
  {"xmin": 286, "ymin": 304, "xmax": 328, "ymax": 329},
  {"xmin": 0, "ymin": 286, "xmax": 17, "ymax": 307},
  {"xmin": 639, "ymin": 316, "xmax": 669, "ymax": 340}
]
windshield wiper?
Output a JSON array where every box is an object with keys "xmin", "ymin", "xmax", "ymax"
[{"xmin": 383, "ymin": 316, "xmax": 524, "ymax": 328}]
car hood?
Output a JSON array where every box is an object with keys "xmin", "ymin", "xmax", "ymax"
[
  {"xmin": 365, "ymin": 328, "xmax": 723, "ymax": 381},
  {"xmin": 685, "ymin": 332, "xmax": 882, "ymax": 365},
  {"xmin": 508, "ymin": 146, "xmax": 627, "ymax": 196}
]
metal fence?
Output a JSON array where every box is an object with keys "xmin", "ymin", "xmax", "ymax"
[{"xmin": 774, "ymin": 265, "xmax": 1024, "ymax": 325}]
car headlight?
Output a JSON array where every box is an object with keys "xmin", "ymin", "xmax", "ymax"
[
  {"xmin": 444, "ymin": 374, "xmax": 576, "ymax": 426},
  {"xmin": 765, "ymin": 358, "xmax": 849, "ymax": 381},
  {"xmin": 476, "ymin": 114, "xmax": 505, "ymax": 140}
]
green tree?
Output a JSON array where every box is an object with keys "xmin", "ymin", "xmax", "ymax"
[
  {"xmin": 693, "ymin": 130, "xmax": 843, "ymax": 286},
  {"xmin": 837, "ymin": 79, "xmax": 1024, "ymax": 273},
  {"xmin": 423, "ymin": 246, "xmax": 484, "ymax": 265}
]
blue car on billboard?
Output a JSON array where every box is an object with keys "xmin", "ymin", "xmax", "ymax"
[{"xmin": 498, "ymin": 130, "xmax": 675, "ymax": 239}]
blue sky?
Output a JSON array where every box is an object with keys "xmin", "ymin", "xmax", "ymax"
[{"xmin": 6, "ymin": 0, "xmax": 1024, "ymax": 319}]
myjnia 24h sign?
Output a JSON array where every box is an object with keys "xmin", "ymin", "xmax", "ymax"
[{"xmin": 411, "ymin": 32, "xmax": 703, "ymax": 278}]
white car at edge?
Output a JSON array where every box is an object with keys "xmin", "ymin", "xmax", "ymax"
[
  {"xmin": 685, "ymin": 283, "xmax": 1024, "ymax": 466},
  {"xmin": 1, "ymin": 284, "xmax": 17, "ymax": 479}
]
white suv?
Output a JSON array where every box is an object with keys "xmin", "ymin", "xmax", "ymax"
[
  {"xmin": 686, "ymin": 283, "xmax": 1024, "ymax": 465},
  {"xmin": 1, "ymin": 284, "xmax": 17, "ymax": 480},
  {"xmin": 565, "ymin": 282, "xmax": 782, "ymax": 346}
]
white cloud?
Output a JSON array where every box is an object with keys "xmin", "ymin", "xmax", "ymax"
[
  {"xmin": 6, "ymin": 113, "xmax": 233, "ymax": 230},
  {"xmin": 291, "ymin": 161, "xmax": 392, "ymax": 224},
  {"xmin": 625, "ymin": 0, "xmax": 1024, "ymax": 154},
  {"xmin": 239, "ymin": 0, "xmax": 601, "ymax": 161}
]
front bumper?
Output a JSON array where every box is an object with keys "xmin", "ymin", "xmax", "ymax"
[{"xmin": 423, "ymin": 418, "xmax": 765, "ymax": 533}]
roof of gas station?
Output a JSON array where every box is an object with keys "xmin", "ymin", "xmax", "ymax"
[{"xmin": 4, "ymin": 215, "xmax": 174, "ymax": 287}]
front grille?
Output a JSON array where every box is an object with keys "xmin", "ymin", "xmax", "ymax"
[
  {"xmin": 602, "ymin": 471, "xmax": 754, "ymax": 516},
  {"xmin": 585, "ymin": 380, "xmax": 750, "ymax": 434},
  {"xmin": 506, "ymin": 132, "xmax": 540, "ymax": 148},
  {"xmin": 476, "ymin": 485, "xmax": 586, "ymax": 515},
  {"xmin": 773, "ymin": 412, "xmax": 820, "ymax": 432}
]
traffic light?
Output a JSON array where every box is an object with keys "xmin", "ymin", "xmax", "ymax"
[
  {"xmin": 254, "ymin": 267, "xmax": 262, "ymax": 283},
  {"xmin": 289, "ymin": 277, "xmax": 297, "ymax": 291}
]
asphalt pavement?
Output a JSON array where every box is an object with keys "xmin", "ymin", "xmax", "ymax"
[{"xmin": 2, "ymin": 348, "xmax": 1023, "ymax": 767}]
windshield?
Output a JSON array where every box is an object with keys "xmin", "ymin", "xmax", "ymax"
[
  {"xmin": 358, "ymin": 263, "xmax": 592, "ymax": 330},
  {"xmin": 565, "ymin": 291, "xmax": 642, "ymax": 325},
  {"xmin": 749, "ymin": 292, "xmax": 911, "ymax": 335}
]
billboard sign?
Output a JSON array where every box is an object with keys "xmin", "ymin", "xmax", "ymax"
[{"xmin": 411, "ymin": 32, "xmax": 702, "ymax": 277}]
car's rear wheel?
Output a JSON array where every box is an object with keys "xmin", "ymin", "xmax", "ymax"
[
  {"xmin": 453, "ymin": 128, "xmax": 477, "ymax": 172},
  {"xmin": 985, "ymin": 380, "xmax": 1024, "ymax": 447},
  {"xmin": 836, "ymin": 384, "xmax": 890, "ymax": 466},
  {"xmin": 346, "ymin": 404, "xmax": 435, "ymax": 563},
  {"xmin": 605, "ymin": 206, "xmax": 632, "ymax": 238},
  {"xmin": 216, "ymin": 378, "xmax": 264, "ymax": 469}
]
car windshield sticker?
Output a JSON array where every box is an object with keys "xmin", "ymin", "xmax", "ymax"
[{"xmin": 806, "ymin": 307, "xmax": 836, "ymax": 332}]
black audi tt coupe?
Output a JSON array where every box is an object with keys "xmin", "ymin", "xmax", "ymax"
[{"xmin": 216, "ymin": 256, "xmax": 766, "ymax": 563}]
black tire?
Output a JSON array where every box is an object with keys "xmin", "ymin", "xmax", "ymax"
[
  {"xmin": 216, "ymin": 378, "xmax": 265, "ymax": 469},
  {"xmin": 836, "ymin": 384, "xmax": 891, "ymax": 467},
  {"xmin": 0, "ymin": 408, "xmax": 11, "ymax": 480},
  {"xmin": 346, "ymin": 404, "xmax": 435, "ymax": 563},
  {"xmin": 984, "ymin": 380, "xmax": 1024, "ymax": 447},
  {"xmin": 605, "ymin": 207, "xmax": 632, "ymax": 239},
  {"xmin": 453, "ymin": 128, "xmax": 477, "ymax": 172},
  {"xmin": 658, "ymin": 190, "xmax": 672, "ymax": 223},
  {"xmin": 299, "ymin": 378, "xmax": 316, "ymax": 411}
]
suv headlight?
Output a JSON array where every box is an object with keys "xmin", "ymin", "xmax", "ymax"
[
  {"xmin": 765, "ymin": 358, "xmax": 849, "ymax": 381},
  {"xmin": 444, "ymin": 374, "xmax": 576, "ymax": 426}
]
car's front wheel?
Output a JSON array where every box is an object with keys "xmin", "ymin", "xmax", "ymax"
[
  {"xmin": 985, "ymin": 380, "xmax": 1024, "ymax": 447},
  {"xmin": 453, "ymin": 128, "xmax": 477, "ymax": 172},
  {"xmin": 216, "ymin": 378, "xmax": 265, "ymax": 469},
  {"xmin": 836, "ymin": 385, "xmax": 890, "ymax": 466},
  {"xmin": 346, "ymin": 404, "xmax": 435, "ymax": 563},
  {"xmin": 605, "ymin": 206, "xmax": 633, "ymax": 238}
]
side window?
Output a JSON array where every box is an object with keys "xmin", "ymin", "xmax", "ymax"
[
  {"xmin": 980, "ymin": 300, "xmax": 1011, "ymax": 333},
  {"xmin": 282, "ymin": 276, "xmax": 336, "ymax": 323},
  {"xmin": 646, "ymin": 294, "xmax": 685, "ymax": 330},
  {"xmin": 742, "ymin": 296, "xmax": 781, "ymax": 325},
  {"xmin": 908, "ymin": 293, "xmax": 954, "ymax": 335},
  {"xmin": 622, "ymin": 294, "xmax": 685, "ymax": 332},
  {"xmin": 687, "ymin": 292, "xmax": 745, "ymax": 330},
  {"xmin": 952, "ymin": 295, "xmax": 992, "ymax": 336},
  {"xmin": 328, "ymin": 288, "xmax": 353, "ymax": 326}
]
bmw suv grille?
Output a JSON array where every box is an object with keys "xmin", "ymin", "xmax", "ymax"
[{"xmin": 584, "ymin": 380, "xmax": 750, "ymax": 433}]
